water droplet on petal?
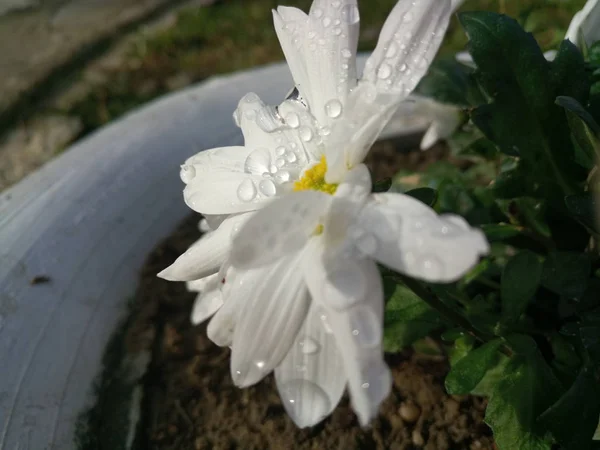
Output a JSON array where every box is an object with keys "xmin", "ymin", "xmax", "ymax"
[
  {"xmin": 420, "ymin": 255, "xmax": 444, "ymax": 279},
  {"xmin": 259, "ymin": 179, "xmax": 277, "ymax": 197},
  {"xmin": 285, "ymin": 152, "xmax": 297, "ymax": 163},
  {"xmin": 377, "ymin": 63, "xmax": 392, "ymax": 80},
  {"xmin": 320, "ymin": 313, "xmax": 334, "ymax": 334},
  {"xmin": 349, "ymin": 305, "xmax": 382, "ymax": 348},
  {"xmin": 279, "ymin": 380, "xmax": 331, "ymax": 426},
  {"xmin": 255, "ymin": 360, "xmax": 266, "ymax": 369},
  {"xmin": 322, "ymin": 17, "xmax": 331, "ymax": 27},
  {"xmin": 299, "ymin": 127, "xmax": 313, "ymax": 142},
  {"xmin": 179, "ymin": 165, "xmax": 196, "ymax": 184},
  {"xmin": 402, "ymin": 11, "xmax": 414, "ymax": 23},
  {"xmin": 333, "ymin": 27, "xmax": 342, "ymax": 36},
  {"xmin": 299, "ymin": 337, "xmax": 320, "ymax": 354},
  {"xmin": 285, "ymin": 112, "xmax": 300, "ymax": 128},
  {"xmin": 341, "ymin": 4, "xmax": 360, "ymax": 24},
  {"xmin": 244, "ymin": 148, "xmax": 272, "ymax": 174},
  {"xmin": 276, "ymin": 157, "xmax": 286, "ymax": 168},
  {"xmin": 237, "ymin": 179, "xmax": 257, "ymax": 202},
  {"xmin": 325, "ymin": 99, "xmax": 343, "ymax": 118},
  {"xmin": 341, "ymin": 48, "xmax": 352, "ymax": 59},
  {"xmin": 385, "ymin": 42, "xmax": 398, "ymax": 58},
  {"xmin": 244, "ymin": 93, "xmax": 259, "ymax": 103},
  {"xmin": 276, "ymin": 170, "xmax": 291, "ymax": 183}
]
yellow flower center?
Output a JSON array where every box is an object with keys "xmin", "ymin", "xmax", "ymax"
[{"xmin": 293, "ymin": 156, "xmax": 338, "ymax": 194}]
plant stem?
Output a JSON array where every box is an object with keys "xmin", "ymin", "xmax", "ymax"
[{"xmin": 397, "ymin": 275, "xmax": 513, "ymax": 357}]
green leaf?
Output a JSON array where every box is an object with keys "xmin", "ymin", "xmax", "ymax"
[
  {"xmin": 448, "ymin": 334, "xmax": 476, "ymax": 366},
  {"xmin": 460, "ymin": 11, "xmax": 587, "ymax": 198},
  {"xmin": 501, "ymin": 251, "xmax": 542, "ymax": 324},
  {"xmin": 383, "ymin": 282, "xmax": 444, "ymax": 352},
  {"xmin": 445, "ymin": 339, "xmax": 503, "ymax": 395},
  {"xmin": 556, "ymin": 96, "xmax": 600, "ymax": 169},
  {"xmin": 415, "ymin": 57, "xmax": 481, "ymax": 106},
  {"xmin": 538, "ymin": 369, "xmax": 600, "ymax": 450},
  {"xmin": 481, "ymin": 223, "xmax": 523, "ymax": 241},
  {"xmin": 404, "ymin": 187, "xmax": 437, "ymax": 207},
  {"xmin": 372, "ymin": 177, "xmax": 392, "ymax": 193},
  {"xmin": 485, "ymin": 351, "xmax": 564, "ymax": 450},
  {"xmin": 565, "ymin": 193, "xmax": 600, "ymax": 234},
  {"xmin": 541, "ymin": 252, "xmax": 592, "ymax": 298}
]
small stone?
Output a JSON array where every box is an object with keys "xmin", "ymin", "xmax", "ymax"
[
  {"xmin": 399, "ymin": 401, "xmax": 421, "ymax": 423},
  {"xmin": 412, "ymin": 429, "xmax": 425, "ymax": 447}
]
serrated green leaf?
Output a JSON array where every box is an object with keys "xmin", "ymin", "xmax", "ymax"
[
  {"xmin": 404, "ymin": 187, "xmax": 437, "ymax": 207},
  {"xmin": 446, "ymin": 339, "xmax": 503, "ymax": 395},
  {"xmin": 565, "ymin": 193, "xmax": 600, "ymax": 234},
  {"xmin": 538, "ymin": 369, "xmax": 600, "ymax": 450},
  {"xmin": 485, "ymin": 352, "xmax": 563, "ymax": 450},
  {"xmin": 542, "ymin": 252, "xmax": 592, "ymax": 298},
  {"xmin": 501, "ymin": 251, "xmax": 542, "ymax": 324},
  {"xmin": 383, "ymin": 283, "xmax": 444, "ymax": 352},
  {"xmin": 460, "ymin": 11, "xmax": 587, "ymax": 198}
]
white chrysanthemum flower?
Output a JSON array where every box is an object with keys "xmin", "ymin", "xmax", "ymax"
[
  {"xmin": 159, "ymin": 0, "xmax": 454, "ymax": 321},
  {"xmin": 224, "ymin": 161, "xmax": 488, "ymax": 427}
]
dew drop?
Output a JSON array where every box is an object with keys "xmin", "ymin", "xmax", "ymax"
[
  {"xmin": 299, "ymin": 127, "xmax": 313, "ymax": 142},
  {"xmin": 320, "ymin": 313, "xmax": 334, "ymax": 334},
  {"xmin": 385, "ymin": 42, "xmax": 398, "ymax": 58},
  {"xmin": 259, "ymin": 179, "xmax": 277, "ymax": 197},
  {"xmin": 276, "ymin": 157, "xmax": 286, "ymax": 168},
  {"xmin": 349, "ymin": 305, "xmax": 382, "ymax": 348},
  {"xmin": 279, "ymin": 380, "xmax": 331, "ymax": 425},
  {"xmin": 313, "ymin": 8, "xmax": 323, "ymax": 18},
  {"xmin": 244, "ymin": 109, "xmax": 256, "ymax": 120},
  {"xmin": 402, "ymin": 11, "xmax": 414, "ymax": 23},
  {"xmin": 377, "ymin": 63, "xmax": 392, "ymax": 80},
  {"xmin": 285, "ymin": 112, "xmax": 300, "ymax": 128},
  {"xmin": 399, "ymin": 63, "xmax": 408, "ymax": 72},
  {"xmin": 179, "ymin": 164, "xmax": 196, "ymax": 184},
  {"xmin": 276, "ymin": 170, "xmax": 291, "ymax": 183},
  {"xmin": 341, "ymin": 48, "xmax": 352, "ymax": 58},
  {"xmin": 325, "ymin": 99, "xmax": 343, "ymax": 118},
  {"xmin": 299, "ymin": 337, "xmax": 320, "ymax": 355},
  {"xmin": 322, "ymin": 17, "xmax": 331, "ymax": 27},
  {"xmin": 255, "ymin": 360, "xmax": 266, "ymax": 369},
  {"xmin": 237, "ymin": 179, "xmax": 257, "ymax": 202},
  {"xmin": 308, "ymin": 31, "xmax": 316, "ymax": 39},
  {"xmin": 332, "ymin": 0, "xmax": 341, "ymax": 8},
  {"xmin": 420, "ymin": 256, "xmax": 443, "ymax": 279},
  {"xmin": 276, "ymin": 146, "xmax": 286, "ymax": 156},
  {"xmin": 244, "ymin": 148, "xmax": 272, "ymax": 174},
  {"xmin": 333, "ymin": 27, "xmax": 342, "ymax": 35},
  {"xmin": 341, "ymin": 4, "xmax": 360, "ymax": 24},
  {"xmin": 244, "ymin": 92, "xmax": 259, "ymax": 103},
  {"xmin": 320, "ymin": 126, "xmax": 331, "ymax": 136},
  {"xmin": 285, "ymin": 152, "xmax": 297, "ymax": 163}
]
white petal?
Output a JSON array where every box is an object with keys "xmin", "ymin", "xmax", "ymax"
[
  {"xmin": 183, "ymin": 172, "xmax": 275, "ymax": 214},
  {"xmin": 191, "ymin": 288, "xmax": 223, "ymax": 325},
  {"xmin": 363, "ymin": 0, "xmax": 451, "ymax": 95},
  {"xmin": 183, "ymin": 146, "xmax": 250, "ymax": 176},
  {"xmin": 230, "ymin": 191, "xmax": 332, "ymax": 268},
  {"xmin": 206, "ymin": 266, "xmax": 261, "ymax": 346},
  {"xmin": 230, "ymin": 253, "xmax": 310, "ymax": 387},
  {"xmin": 303, "ymin": 247, "xmax": 391, "ymax": 426},
  {"xmin": 275, "ymin": 304, "xmax": 346, "ymax": 428},
  {"xmin": 566, "ymin": 0, "xmax": 600, "ymax": 48},
  {"xmin": 158, "ymin": 214, "xmax": 250, "ymax": 281},
  {"xmin": 274, "ymin": 0, "xmax": 360, "ymax": 125},
  {"xmin": 186, "ymin": 272, "xmax": 219, "ymax": 293},
  {"xmin": 236, "ymin": 93, "xmax": 319, "ymax": 174},
  {"xmin": 415, "ymin": 99, "xmax": 463, "ymax": 150},
  {"xmin": 358, "ymin": 194, "xmax": 489, "ymax": 282},
  {"xmin": 334, "ymin": 163, "xmax": 372, "ymax": 202}
]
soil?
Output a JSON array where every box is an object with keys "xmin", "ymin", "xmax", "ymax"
[{"xmin": 126, "ymin": 140, "xmax": 495, "ymax": 450}]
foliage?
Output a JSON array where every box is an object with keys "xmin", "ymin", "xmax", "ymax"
[{"xmin": 383, "ymin": 10, "xmax": 600, "ymax": 450}]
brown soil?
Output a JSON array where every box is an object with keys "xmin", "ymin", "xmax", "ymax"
[{"xmin": 127, "ymin": 141, "xmax": 495, "ymax": 450}]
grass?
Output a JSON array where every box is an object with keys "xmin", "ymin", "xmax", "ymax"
[{"xmin": 64, "ymin": 0, "xmax": 587, "ymax": 138}]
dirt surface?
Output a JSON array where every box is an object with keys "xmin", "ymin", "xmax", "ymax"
[{"xmin": 126, "ymin": 142, "xmax": 495, "ymax": 450}]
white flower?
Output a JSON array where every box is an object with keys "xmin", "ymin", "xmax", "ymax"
[
  {"xmin": 159, "ymin": 0, "xmax": 453, "ymax": 301},
  {"xmin": 226, "ymin": 162, "xmax": 488, "ymax": 427},
  {"xmin": 565, "ymin": 0, "xmax": 600, "ymax": 48},
  {"xmin": 159, "ymin": 0, "xmax": 475, "ymax": 428}
]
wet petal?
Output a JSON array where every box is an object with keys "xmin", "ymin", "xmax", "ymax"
[
  {"xmin": 186, "ymin": 272, "xmax": 219, "ymax": 293},
  {"xmin": 158, "ymin": 214, "xmax": 250, "ymax": 281},
  {"xmin": 191, "ymin": 286, "xmax": 223, "ymax": 325},
  {"xmin": 183, "ymin": 146, "xmax": 251, "ymax": 177},
  {"xmin": 273, "ymin": 0, "xmax": 360, "ymax": 125},
  {"xmin": 358, "ymin": 194, "xmax": 489, "ymax": 282},
  {"xmin": 230, "ymin": 252, "xmax": 309, "ymax": 387},
  {"xmin": 363, "ymin": 0, "xmax": 451, "ymax": 96},
  {"xmin": 303, "ymin": 249, "xmax": 390, "ymax": 426},
  {"xmin": 275, "ymin": 304, "xmax": 346, "ymax": 428},
  {"xmin": 230, "ymin": 191, "xmax": 332, "ymax": 268}
]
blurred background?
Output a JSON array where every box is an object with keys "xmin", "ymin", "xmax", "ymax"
[{"xmin": 0, "ymin": 0, "xmax": 587, "ymax": 190}]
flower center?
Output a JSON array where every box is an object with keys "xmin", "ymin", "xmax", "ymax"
[{"xmin": 293, "ymin": 156, "xmax": 338, "ymax": 194}]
